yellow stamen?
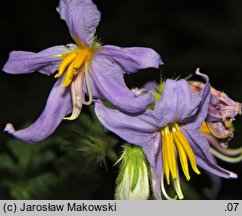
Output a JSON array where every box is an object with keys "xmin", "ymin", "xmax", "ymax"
[
  {"xmin": 161, "ymin": 123, "xmax": 200, "ymax": 187},
  {"xmin": 200, "ymin": 122, "xmax": 211, "ymax": 134},
  {"xmin": 161, "ymin": 129, "xmax": 170, "ymax": 185},
  {"xmin": 55, "ymin": 52, "xmax": 77, "ymax": 78},
  {"xmin": 54, "ymin": 41, "xmax": 99, "ymax": 121},
  {"xmin": 165, "ymin": 127, "xmax": 177, "ymax": 180},
  {"xmin": 160, "ymin": 123, "xmax": 202, "ymax": 199},
  {"xmin": 55, "ymin": 42, "xmax": 97, "ymax": 88},
  {"xmin": 174, "ymin": 124, "xmax": 200, "ymax": 175},
  {"xmin": 174, "ymin": 136, "xmax": 190, "ymax": 181},
  {"xmin": 73, "ymin": 49, "xmax": 89, "ymax": 69},
  {"xmin": 62, "ymin": 61, "xmax": 76, "ymax": 87}
]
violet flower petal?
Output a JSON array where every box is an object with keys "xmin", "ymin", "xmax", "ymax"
[
  {"xmin": 142, "ymin": 132, "xmax": 161, "ymax": 167},
  {"xmin": 4, "ymin": 77, "xmax": 72, "ymax": 143},
  {"xmin": 95, "ymin": 101, "xmax": 156, "ymax": 145},
  {"xmin": 142, "ymin": 133, "xmax": 162, "ymax": 199},
  {"xmin": 57, "ymin": 0, "xmax": 101, "ymax": 46},
  {"xmin": 96, "ymin": 45, "xmax": 162, "ymax": 73},
  {"xmin": 2, "ymin": 44, "xmax": 77, "ymax": 75},
  {"xmin": 143, "ymin": 81, "xmax": 158, "ymax": 92},
  {"xmin": 90, "ymin": 55, "xmax": 153, "ymax": 114},
  {"xmin": 150, "ymin": 79, "xmax": 200, "ymax": 127},
  {"xmin": 183, "ymin": 128, "xmax": 237, "ymax": 178},
  {"xmin": 151, "ymin": 70, "xmax": 210, "ymax": 127},
  {"xmin": 180, "ymin": 68, "xmax": 211, "ymax": 154}
]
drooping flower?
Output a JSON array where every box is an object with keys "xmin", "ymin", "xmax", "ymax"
[
  {"xmin": 115, "ymin": 144, "xmax": 150, "ymax": 200},
  {"xmin": 189, "ymin": 81, "xmax": 242, "ymax": 163},
  {"xmin": 190, "ymin": 81, "xmax": 242, "ymax": 144},
  {"xmin": 95, "ymin": 69, "xmax": 237, "ymax": 199},
  {"xmin": 2, "ymin": 0, "xmax": 162, "ymax": 143},
  {"xmin": 144, "ymin": 74, "xmax": 241, "ymax": 199}
]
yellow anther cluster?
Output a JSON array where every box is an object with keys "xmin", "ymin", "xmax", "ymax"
[
  {"xmin": 55, "ymin": 45, "xmax": 96, "ymax": 88},
  {"xmin": 161, "ymin": 124, "xmax": 200, "ymax": 185}
]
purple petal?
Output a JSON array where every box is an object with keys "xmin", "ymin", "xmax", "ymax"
[
  {"xmin": 89, "ymin": 55, "xmax": 154, "ymax": 114},
  {"xmin": 4, "ymin": 77, "xmax": 72, "ymax": 143},
  {"xmin": 150, "ymin": 79, "xmax": 200, "ymax": 127},
  {"xmin": 142, "ymin": 132, "xmax": 161, "ymax": 167},
  {"xmin": 209, "ymin": 86, "xmax": 242, "ymax": 122},
  {"xmin": 142, "ymin": 133, "xmax": 162, "ymax": 199},
  {"xmin": 2, "ymin": 44, "xmax": 77, "ymax": 75},
  {"xmin": 95, "ymin": 101, "xmax": 156, "ymax": 146},
  {"xmin": 143, "ymin": 81, "xmax": 158, "ymax": 92},
  {"xmin": 96, "ymin": 45, "xmax": 162, "ymax": 73},
  {"xmin": 187, "ymin": 70, "xmax": 211, "ymax": 129},
  {"xmin": 57, "ymin": 0, "xmax": 101, "ymax": 46},
  {"xmin": 151, "ymin": 69, "xmax": 210, "ymax": 127},
  {"xmin": 183, "ymin": 128, "xmax": 237, "ymax": 179}
]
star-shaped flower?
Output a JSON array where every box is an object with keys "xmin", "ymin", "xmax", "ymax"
[{"xmin": 3, "ymin": 0, "xmax": 162, "ymax": 143}]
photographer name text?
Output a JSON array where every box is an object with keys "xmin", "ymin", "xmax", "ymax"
[{"xmin": 2, "ymin": 202, "xmax": 117, "ymax": 213}]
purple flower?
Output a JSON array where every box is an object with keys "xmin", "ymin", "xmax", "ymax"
[
  {"xmin": 189, "ymin": 80, "xmax": 242, "ymax": 165},
  {"xmin": 95, "ymin": 69, "xmax": 237, "ymax": 199},
  {"xmin": 190, "ymin": 81, "xmax": 242, "ymax": 143},
  {"xmin": 2, "ymin": 0, "xmax": 162, "ymax": 143}
]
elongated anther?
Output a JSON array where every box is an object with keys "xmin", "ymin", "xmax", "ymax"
[
  {"xmin": 175, "ymin": 130, "xmax": 200, "ymax": 175},
  {"xmin": 73, "ymin": 49, "xmax": 89, "ymax": 69},
  {"xmin": 174, "ymin": 137, "xmax": 190, "ymax": 181},
  {"xmin": 162, "ymin": 129, "xmax": 170, "ymax": 184},
  {"xmin": 55, "ymin": 52, "xmax": 77, "ymax": 78},
  {"xmin": 62, "ymin": 61, "xmax": 76, "ymax": 87}
]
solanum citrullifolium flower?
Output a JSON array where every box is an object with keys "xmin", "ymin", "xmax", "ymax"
[
  {"xmin": 95, "ymin": 69, "xmax": 237, "ymax": 199},
  {"xmin": 2, "ymin": 0, "xmax": 162, "ymax": 143}
]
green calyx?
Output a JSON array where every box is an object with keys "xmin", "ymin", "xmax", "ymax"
[
  {"xmin": 93, "ymin": 35, "xmax": 102, "ymax": 47},
  {"xmin": 116, "ymin": 144, "xmax": 148, "ymax": 191},
  {"xmin": 147, "ymin": 80, "xmax": 166, "ymax": 110}
]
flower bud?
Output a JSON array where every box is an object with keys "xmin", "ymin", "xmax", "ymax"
[{"xmin": 115, "ymin": 144, "xmax": 150, "ymax": 200}]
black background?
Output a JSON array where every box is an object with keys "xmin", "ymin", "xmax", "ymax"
[{"xmin": 0, "ymin": 0, "xmax": 242, "ymax": 199}]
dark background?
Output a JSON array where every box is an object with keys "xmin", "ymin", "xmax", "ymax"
[{"xmin": 0, "ymin": 0, "xmax": 242, "ymax": 199}]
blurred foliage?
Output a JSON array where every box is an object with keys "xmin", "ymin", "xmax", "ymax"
[{"xmin": 0, "ymin": 106, "xmax": 119, "ymax": 199}]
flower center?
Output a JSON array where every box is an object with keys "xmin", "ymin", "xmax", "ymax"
[
  {"xmin": 161, "ymin": 124, "xmax": 200, "ymax": 185},
  {"xmin": 55, "ymin": 44, "xmax": 97, "ymax": 88}
]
